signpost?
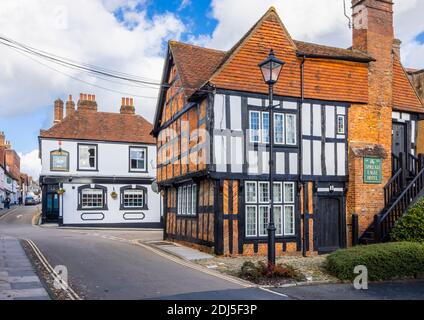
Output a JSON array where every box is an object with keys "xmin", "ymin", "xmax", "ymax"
[{"xmin": 363, "ymin": 157, "xmax": 382, "ymax": 184}]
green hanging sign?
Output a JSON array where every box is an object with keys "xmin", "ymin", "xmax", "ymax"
[{"xmin": 363, "ymin": 157, "xmax": 382, "ymax": 184}]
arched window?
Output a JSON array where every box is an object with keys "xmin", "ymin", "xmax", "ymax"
[
  {"xmin": 77, "ymin": 185, "xmax": 108, "ymax": 211},
  {"xmin": 120, "ymin": 185, "xmax": 148, "ymax": 210},
  {"xmin": 50, "ymin": 150, "xmax": 69, "ymax": 172}
]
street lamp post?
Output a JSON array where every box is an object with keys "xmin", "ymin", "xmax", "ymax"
[{"xmin": 259, "ymin": 49, "xmax": 285, "ymax": 267}]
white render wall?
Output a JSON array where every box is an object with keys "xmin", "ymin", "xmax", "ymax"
[
  {"xmin": 40, "ymin": 139, "xmax": 156, "ymax": 178},
  {"xmin": 61, "ymin": 183, "xmax": 161, "ymax": 225}
]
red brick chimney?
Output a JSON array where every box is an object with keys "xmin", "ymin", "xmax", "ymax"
[
  {"xmin": 66, "ymin": 94, "xmax": 76, "ymax": 117},
  {"xmin": 0, "ymin": 131, "xmax": 5, "ymax": 146},
  {"xmin": 352, "ymin": 0, "xmax": 394, "ymax": 107},
  {"xmin": 78, "ymin": 93, "xmax": 98, "ymax": 111},
  {"xmin": 120, "ymin": 97, "xmax": 135, "ymax": 115},
  {"xmin": 54, "ymin": 98, "xmax": 64, "ymax": 124}
]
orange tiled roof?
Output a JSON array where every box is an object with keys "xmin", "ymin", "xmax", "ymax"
[
  {"xmin": 40, "ymin": 110, "xmax": 155, "ymax": 144},
  {"xmin": 393, "ymin": 55, "xmax": 423, "ymax": 113}
]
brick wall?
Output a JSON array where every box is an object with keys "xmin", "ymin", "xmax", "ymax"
[{"xmin": 347, "ymin": 0, "xmax": 394, "ymax": 239}]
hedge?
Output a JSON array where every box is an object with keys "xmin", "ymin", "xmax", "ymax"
[
  {"xmin": 391, "ymin": 198, "xmax": 424, "ymax": 243},
  {"xmin": 326, "ymin": 242, "xmax": 424, "ymax": 281}
]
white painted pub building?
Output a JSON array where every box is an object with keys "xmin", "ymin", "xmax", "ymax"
[{"xmin": 39, "ymin": 94, "xmax": 161, "ymax": 227}]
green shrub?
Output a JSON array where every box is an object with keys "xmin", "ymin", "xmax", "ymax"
[
  {"xmin": 391, "ymin": 198, "xmax": 424, "ymax": 243},
  {"xmin": 239, "ymin": 261, "xmax": 304, "ymax": 283},
  {"xmin": 326, "ymin": 242, "xmax": 424, "ymax": 281}
]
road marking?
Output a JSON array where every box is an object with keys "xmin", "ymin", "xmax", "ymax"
[
  {"xmin": 25, "ymin": 239, "xmax": 82, "ymax": 300},
  {"xmin": 0, "ymin": 207, "xmax": 20, "ymax": 220},
  {"xmin": 16, "ymin": 214, "xmax": 23, "ymax": 219},
  {"xmin": 258, "ymin": 287, "xmax": 289, "ymax": 298}
]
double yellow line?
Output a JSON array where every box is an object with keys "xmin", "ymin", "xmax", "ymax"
[{"xmin": 25, "ymin": 239, "xmax": 82, "ymax": 300}]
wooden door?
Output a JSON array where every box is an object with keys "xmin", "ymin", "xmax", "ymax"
[{"xmin": 315, "ymin": 197, "xmax": 342, "ymax": 253}]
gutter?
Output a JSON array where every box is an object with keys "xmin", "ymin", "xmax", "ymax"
[{"xmin": 296, "ymin": 52, "xmax": 375, "ymax": 63}]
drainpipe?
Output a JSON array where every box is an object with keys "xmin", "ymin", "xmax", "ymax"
[{"xmin": 299, "ymin": 56, "xmax": 308, "ymax": 257}]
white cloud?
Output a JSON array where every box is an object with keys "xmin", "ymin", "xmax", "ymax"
[
  {"xmin": 0, "ymin": 0, "xmax": 185, "ymax": 123},
  {"xmin": 179, "ymin": 0, "xmax": 191, "ymax": 11},
  {"xmin": 193, "ymin": 0, "xmax": 424, "ymax": 69},
  {"xmin": 18, "ymin": 149, "xmax": 41, "ymax": 179}
]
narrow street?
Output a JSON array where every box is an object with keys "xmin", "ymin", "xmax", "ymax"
[{"xmin": 0, "ymin": 206, "xmax": 285, "ymax": 300}]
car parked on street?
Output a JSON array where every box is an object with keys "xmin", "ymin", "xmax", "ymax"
[{"xmin": 25, "ymin": 196, "xmax": 36, "ymax": 205}]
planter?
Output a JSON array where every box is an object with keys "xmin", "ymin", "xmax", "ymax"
[{"xmin": 57, "ymin": 188, "xmax": 66, "ymax": 195}]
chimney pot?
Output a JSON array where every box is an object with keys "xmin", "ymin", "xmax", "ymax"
[
  {"xmin": 122, "ymin": 97, "xmax": 126, "ymax": 106},
  {"xmin": 130, "ymin": 98, "xmax": 134, "ymax": 106},
  {"xmin": 54, "ymin": 98, "xmax": 64, "ymax": 124},
  {"xmin": 92, "ymin": 94, "xmax": 95, "ymax": 101},
  {"xmin": 69, "ymin": 95, "xmax": 73, "ymax": 102},
  {"xmin": 120, "ymin": 97, "xmax": 135, "ymax": 115},
  {"xmin": 80, "ymin": 93, "xmax": 83, "ymax": 100},
  {"xmin": 126, "ymin": 98, "xmax": 130, "ymax": 106},
  {"xmin": 78, "ymin": 93, "xmax": 97, "ymax": 112}
]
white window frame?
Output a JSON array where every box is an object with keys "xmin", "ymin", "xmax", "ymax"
[
  {"xmin": 177, "ymin": 187, "xmax": 182, "ymax": 215},
  {"xmin": 261, "ymin": 111, "xmax": 270, "ymax": 144},
  {"xmin": 249, "ymin": 111, "xmax": 261, "ymax": 143},
  {"xmin": 122, "ymin": 189, "xmax": 144, "ymax": 208},
  {"xmin": 337, "ymin": 115, "xmax": 346, "ymax": 135},
  {"xmin": 285, "ymin": 114, "xmax": 297, "ymax": 145},
  {"xmin": 274, "ymin": 205, "xmax": 283, "ymax": 236},
  {"xmin": 81, "ymin": 188, "xmax": 103, "ymax": 209},
  {"xmin": 284, "ymin": 204, "xmax": 295, "ymax": 236},
  {"xmin": 245, "ymin": 181, "xmax": 257, "ymax": 203},
  {"xmin": 258, "ymin": 205, "xmax": 269, "ymax": 236},
  {"xmin": 192, "ymin": 184, "xmax": 197, "ymax": 215},
  {"xmin": 284, "ymin": 182, "xmax": 295, "ymax": 204},
  {"xmin": 129, "ymin": 147, "xmax": 147, "ymax": 172},
  {"xmin": 274, "ymin": 113, "xmax": 285, "ymax": 145},
  {"xmin": 178, "ymin": 184, "xmax": 197, "ymax": 216},
  {"xmin": 245, "ymin": 205, "xmax": 258, "ymax": 237},
  {"xmin": 258, "ymin": 182, "xmax": 269, "ymax": 204},
  {"xmin": 273, "ymin": 182, "xmax": 283, "ymax": 203}
]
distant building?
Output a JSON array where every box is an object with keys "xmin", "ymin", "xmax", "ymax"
[
  {"xmin": 39, "ymin": 94, "xmax": 161, "ymax": 227},
  {"xmin": 0, "ymin": 132, "xmax": 21, "ymax": 207}
]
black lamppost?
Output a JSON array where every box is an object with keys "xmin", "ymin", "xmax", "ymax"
[{"xmin": 259, "ymin": 49, "xmax": 285, "ymax": 267}]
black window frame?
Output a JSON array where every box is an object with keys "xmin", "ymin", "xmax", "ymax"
[
  {"xmin": 119, "ymin": 185, "xmax": 148, "ymax": 211},
  {"xmin": 77, "ymin": 143, "xmax": 98, "ymax": 172},
  {"xmin": 337, "ymin": 114, "xmax": 346, "ymax": 135},
  {"xmin": 129, "ymin": 146, "xmax": 148, "ymax": 173},
  {"xmin": 77, "ymin": 184, "xmax": 108, "ymax": 211},
  {"xmin": 50, "ymin": 149, "xmax": 70, "ymax": 172}
]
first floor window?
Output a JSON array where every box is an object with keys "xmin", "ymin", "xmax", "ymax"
[
  {"xmin": 249, "ymin": 111, "xmax": 260, "ymax": 143},
  {"xmin": 285, "ymin": 114, "xmax": 297, "ymax": 145},
  {"xmin": 130, "ymin": 147, "xmax": 147, "ymax": 172},
  {"xmin": 274, "ymin": 113, "xmax": 285, "ymax": 144},
  {"xmin": 249, "ymin": 110, "xmax": 297, "ymax": 145},
  {"xmin": 337, "ymin": 115, "xmax": 345, "ymax": 134},
  {"xmin": 78, "ymin": 144, "xmax": 97, "ymax": 170},
  {"xmin": 177, "ymin": 184, "xmax": 197, "ymax": 215},
  {"xmin": 245, "ymin": 181, "xmax": 296, "ymax": 237},
  {"xmin": 81, "ymin": 188, "xmax": 104, "ymax": 209}
]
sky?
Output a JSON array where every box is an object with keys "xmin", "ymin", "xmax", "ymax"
[{"xmin": 0, "ymin": 0, "xmax": 424, "ymax": 179}]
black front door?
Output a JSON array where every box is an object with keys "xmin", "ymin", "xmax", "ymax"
[
  {"xmin": 43, "ymin": 184, "xmax": 60, "ymax": 222},
  {"xmin": 315, "ymin": 197, "xmax": 343, "ymax": 254},
  {"xmin": 392, "ymin": 123, "xmax": 407, "ymax": 159}
]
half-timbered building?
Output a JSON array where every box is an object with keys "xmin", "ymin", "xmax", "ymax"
[{"xmin": 153, "ymin": 2, "xmax": 424, "ymax": 255}]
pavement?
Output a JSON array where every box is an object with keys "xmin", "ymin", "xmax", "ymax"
[{"xmin": 0, "ymin": 235, "xmax": 50, "ymax": 300}]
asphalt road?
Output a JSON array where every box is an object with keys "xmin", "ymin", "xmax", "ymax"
[
  {"xmin": 0, "ymin": 206, "xmax": 284, "ymax": 300},
  {"xmin": 1, "ymin": 206, "xmax": 423, "ymax": 300}
]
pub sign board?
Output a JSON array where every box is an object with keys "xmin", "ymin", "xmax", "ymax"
[{"xmin": 363, "ymin": 157, "xmax": 382, "ymax": 184}]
